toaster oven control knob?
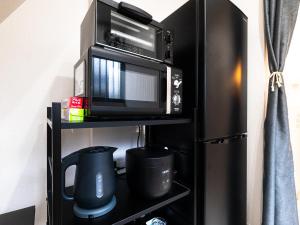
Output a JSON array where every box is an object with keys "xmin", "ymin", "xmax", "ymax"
[
  {"xmin": 165, "ymin": 32, "xmax": 172, "ymax": 43},
  {"xmin": 165, "ymin": 50, "xmax": 171, "ymax": 59},
  {"xmin": 172, "ymin": 94, "xmax": 181, "ymax": 105}
]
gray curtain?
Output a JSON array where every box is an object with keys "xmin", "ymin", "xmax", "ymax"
[{"xmin": 263, "ymin": 0, "xmax": 299, "ymax": 224}]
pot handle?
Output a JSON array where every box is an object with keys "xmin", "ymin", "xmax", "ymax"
[{"xmin": 61, "ymin": 151, "xmax": 79, "ymax": 201}]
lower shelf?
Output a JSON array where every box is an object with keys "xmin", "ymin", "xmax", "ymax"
[
  {"xmin": 124, "ymin": 206, "xmax": 193, "ymax": 225},
  {"xmin": 61, "ymin": 175, "xmax": 190, "ymax": 225}
]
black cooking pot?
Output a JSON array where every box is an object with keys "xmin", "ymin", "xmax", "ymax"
[
  {"xmin": 126, "ymin": 147, "xmax": 174, "ymax": 199},
  {"xmin": 61, "ymin": 146, "xmax": 117, "ymax": 209}
]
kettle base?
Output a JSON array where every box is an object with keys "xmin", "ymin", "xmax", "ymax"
[{"xmin": 73, "ymin": 196, "xmax": 116, "ymax": 219}]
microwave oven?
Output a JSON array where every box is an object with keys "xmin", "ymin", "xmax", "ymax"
[
  {"xmin": 74, "ymin": 47, "xmax": 182, "ymax": 117},
  {"xmin": 80, "ymin": 0, "xmax": 173, "ymax": 64}
]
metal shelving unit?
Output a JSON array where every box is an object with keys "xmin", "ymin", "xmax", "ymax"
[{"xmin": 47, "ymin": 102, "xmax": 192, "ymax": 225}]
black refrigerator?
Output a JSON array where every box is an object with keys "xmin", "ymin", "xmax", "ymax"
[{"xmin": 147, "ymin": 0, "xmax": 247, "ymax": 224}]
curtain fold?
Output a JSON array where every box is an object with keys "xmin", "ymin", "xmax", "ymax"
[{"xmin": 263, "ymin": 0, "xmax": 299, "ymax": 224}]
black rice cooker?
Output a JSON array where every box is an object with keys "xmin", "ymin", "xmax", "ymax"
[{"xmin": 126, "ymin": 147, "xmax": 174, "ymax": 199}]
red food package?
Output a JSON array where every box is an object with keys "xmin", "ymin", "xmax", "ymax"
[{"xmin": 68, "ymin": 97, "xmax": 83, "ymax": 109}]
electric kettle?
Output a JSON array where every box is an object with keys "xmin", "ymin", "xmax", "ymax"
[{"xmin": 61, "ymin": 146, "xmax": 117, "ymax": 219}]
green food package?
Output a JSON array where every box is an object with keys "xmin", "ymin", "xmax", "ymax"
[{"xmin": 62, "ymin": 108, "xmax": 84, "ymax": 122}]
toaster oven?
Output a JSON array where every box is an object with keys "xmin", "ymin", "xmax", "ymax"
[{"xmin": 80, "ymin": 0, "xmax": 173, "ymax": 64}]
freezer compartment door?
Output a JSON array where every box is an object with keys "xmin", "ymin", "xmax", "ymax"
[{"xmin": 203, "ymin": 137, "xmax": 246, "ymax": 225}]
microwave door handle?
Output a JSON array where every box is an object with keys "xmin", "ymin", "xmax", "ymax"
[
  {"xmin": 118, "ymin": 2, "xmax": 152, "ymax": 24},
  {"xmin": 166, "ymin": 67, "xmax": 171, "ymax": 115}
]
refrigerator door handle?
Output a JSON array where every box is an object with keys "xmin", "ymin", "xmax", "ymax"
[{"xmin": 199, "ymin": 133, "xmax": 247, "ymax": 144}]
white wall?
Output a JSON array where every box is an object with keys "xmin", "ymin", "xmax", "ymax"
[
  {"xmin": 0, "ymin": 0, "xmax": 267, "ymax": 225},
  {"xmin": 0, "ymin": 1, "xmax": 93, "ymax": 224}
]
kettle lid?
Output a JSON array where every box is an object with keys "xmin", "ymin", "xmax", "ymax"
[{"xmin": 79, "ymin": 146, "xmax": 117, "ymax": 154}]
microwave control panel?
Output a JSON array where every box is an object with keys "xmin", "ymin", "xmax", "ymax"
[{"xmin": 166, "ymin": 67, "xmax": 183, "ymax": 114}]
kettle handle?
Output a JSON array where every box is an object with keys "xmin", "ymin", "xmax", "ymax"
[{"xmin": 61, "ymin": 151, "xmax": 79, "ymax": 201}]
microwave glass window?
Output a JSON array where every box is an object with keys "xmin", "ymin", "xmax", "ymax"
[
  {"xmin": 93, "ymin": 57, "xmax": 158, "ymax": 103},
  {"xmin": 125, "ymin": 65, "xmax": 158, "ymax": 102},
  {"xmin": 110, "ymin": 11, "xmax": 156, "ymax": 52}
]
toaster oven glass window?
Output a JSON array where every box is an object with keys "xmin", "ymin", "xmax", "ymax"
[
  {"xmin": 110, "ymin": 11, "xmax": 156, "ymax": 52},
  {"xmin": 92, "ymin": 57, "xmax": 158, "ymax": 103}
]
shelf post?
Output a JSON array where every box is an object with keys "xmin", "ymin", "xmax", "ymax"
[
  {"xmin": 51, "ymin": 103, "xmax": 62, "ymax": 225},
  {"xmin": 47, "ymin": 107, "xmax": 52, "ymax": 225}
]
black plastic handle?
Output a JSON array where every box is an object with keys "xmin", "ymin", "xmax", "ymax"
[
  {"xmin": 118, "ymin": 2, "xmax": 152, "ymax": 24},
  {"xmin": 61, "ymin": 151, "xmax": 79, "ymax": 201}
]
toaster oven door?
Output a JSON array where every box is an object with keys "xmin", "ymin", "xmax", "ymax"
[{"xmin": 96, "ymin": 3, "xmax": 163, "ymax": 61}]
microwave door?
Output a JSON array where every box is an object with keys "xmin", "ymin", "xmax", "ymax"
[{"xmin": 88, "ymin": 54, "xmax": 165, "ymax": 115}]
